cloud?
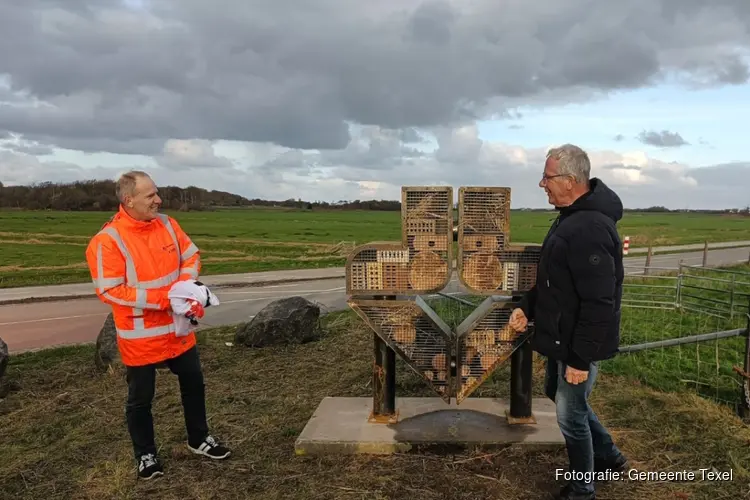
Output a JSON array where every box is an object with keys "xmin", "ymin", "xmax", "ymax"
[
  {"xmin": 637, "ymin": 130, "xmax": 690, "ymax": 147},
  {"xmin": 5, "ymin": 124, "xmax": 746, "ymax": 210},
  {"xmin": 156, "ymin": 139, "xmax": 236, "ymax": 171},
  {"xmin": 1, "ymin": 1, "xmax": 750, "ymax": 211},
  {"xmin": 1, "ymin": 0, "xmax": 750, "ymax": 154},
  {"xmin": 0, "ymin": 132, "xmax": 55, "ymax": 155}
]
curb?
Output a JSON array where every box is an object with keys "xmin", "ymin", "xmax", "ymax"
[
  {"xmin": 626, "ymin": 243, "xmax": 750, "ymax": 255},
  {"xmin": 0, "ymin": 273, "xmax": 345, "ymax": 306}
]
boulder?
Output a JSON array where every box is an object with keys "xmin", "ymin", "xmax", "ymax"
[
  {"xmin": 0, "ymin": 337, "xmax": 8, "ymax": 380},
  {"xmin": 235, "ymin": 296, "xmax": 322, "ymax": 347},
  {"xmin": 0, "ymin": 337, "xmax": 9, "ymax": 398},
  {"xmin": 95, "ymin": 313, "xmax": 120, "ymax": 371},
  {"xmin": 94, "ymin": 313, "xmax": 170, "ymax": 371}
]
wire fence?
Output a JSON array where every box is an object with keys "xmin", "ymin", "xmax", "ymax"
[
  {"xmin": 421, "ymin": 260, "xmax": 750, "ymax": 418},
  {"xmin": 607, "ymin": 262, "xmax": 750, "ymax": 417}
]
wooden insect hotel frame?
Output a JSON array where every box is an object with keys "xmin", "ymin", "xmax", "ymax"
[{"xmin": 346, "ymin": 186, "xmax": 542, "ymax": 424}]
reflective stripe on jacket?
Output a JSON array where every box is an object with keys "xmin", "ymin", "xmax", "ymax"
[{"xmin": 85, "ymin": 205, "xmax": 201, "ymax": 366}]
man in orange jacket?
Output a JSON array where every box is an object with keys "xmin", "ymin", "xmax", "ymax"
[{"xmin": 86, "ymin": 170, "xmax": 231, "ymax": 480}]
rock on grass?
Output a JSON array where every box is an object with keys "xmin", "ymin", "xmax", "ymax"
[
  {"xmin": 234, "ymin": 296, "xmax": 322, "ymax": 347},
  {"xmin": 94, "ymin": 313, "xmax": 119, "ymax": 371},
  {"xmin": 0, "ymin": 337, "xmax": 10, "ymax": 398},
  {"xmin": 0, "ymin": 337, "xmax": 8, "ymax": 380}
]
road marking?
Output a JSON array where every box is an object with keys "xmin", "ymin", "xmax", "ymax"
[
  {"xmin": 0, "ymin": 312, "xmax": 109, "ymax": 326},
  {"xmin": 219, "ymin": 286, "xmax": 346, "ymax": 296},
  {"xmin": 220, "ymin": 286, "xmax": 346, "ymax": 304},
  {"xmin": 218, "ymin": 280, "xmax": 346, "ymax": 292}
]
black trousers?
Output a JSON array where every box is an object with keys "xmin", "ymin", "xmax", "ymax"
[{"xmin": 125, "ymin": 346, "xmax": 209, "ymax": 460}]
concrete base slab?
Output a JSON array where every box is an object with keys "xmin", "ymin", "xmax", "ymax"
[{"xmin": 295, "ymin": 397, "xmax": 565, "ymax": 455}]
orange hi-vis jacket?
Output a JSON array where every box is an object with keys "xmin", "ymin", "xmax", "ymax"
[{"xmin": 85, "ymin": 206, "xmax": 201, "ymax": 367}]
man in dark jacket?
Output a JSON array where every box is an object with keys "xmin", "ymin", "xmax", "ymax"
[{"xmin": 509, "ymin": 144, "xmax": 629, "ymax": 500}]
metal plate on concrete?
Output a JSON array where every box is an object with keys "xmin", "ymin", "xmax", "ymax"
[{"xmin": 294, "ymin": 397, "xmax": 565, "ymax": 455}]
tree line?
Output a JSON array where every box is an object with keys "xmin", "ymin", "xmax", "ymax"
[
  {"xmin": 0, "ymin": 180, "xmax": 746, "ymax": 213},
  {"xmin": 0, "ymin": 180, "xmax": 255, "ymax": 211},
  {"xmin": 0, "ymin": 180, "xmax": 402, "ymax": 211}
]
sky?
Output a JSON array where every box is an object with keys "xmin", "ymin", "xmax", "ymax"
[{"xmin": 1, "ymin": 0, "xmax": 750, "ymax": 210}]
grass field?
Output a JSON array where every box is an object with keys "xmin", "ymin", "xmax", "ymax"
[
  {"xmin": 2, "ymin": 308, "xmax": 750, "ymax": 500},
  {"xmin": 1, "ymin": 208, "xmax": 750, "ymax": 288}
]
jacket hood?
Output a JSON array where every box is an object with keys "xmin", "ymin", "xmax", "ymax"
[{"xmin": 560, "ymin": 177, "xmax": 623, "ymax": 222}]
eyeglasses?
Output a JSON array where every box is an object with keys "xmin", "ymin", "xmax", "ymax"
[{"xmin": 540, "ymin": 173, "xmax": 567, "ymax": 183}]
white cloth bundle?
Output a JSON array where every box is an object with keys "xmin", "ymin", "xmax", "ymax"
[{"xmin": 168, "ymin": 280, "xmax": 220, "ymax": 336}]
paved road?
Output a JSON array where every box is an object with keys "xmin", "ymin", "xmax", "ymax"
[
  {"xmin": 0, "ymin": 267, "xmax": 345, "ymax": 304},
  {"xmin": 625, "ymin": 240, "xmax": 750, "ymax": 254},
  {"xmin": 1, "ymin": 246, "xmax": 747, "ymax": 354},
  {"xmin": 623, "ymin": 246, "xmax": 749, "ymax": 274},
  {"xmin": 0, "ymin": 280, "xmax": 349, "ymax": 353}
]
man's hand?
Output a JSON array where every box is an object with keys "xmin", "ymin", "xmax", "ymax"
[
  {"xmin": 565, "ymin": 366, "xmax": 589, "ymax": 385},
  {"xmin": 185, "ymin": 299, "xmax": 205, "ymax": 325},
  {"xmin": 508, "ymin": 308, "xmax": 528, "ymax": 332}
]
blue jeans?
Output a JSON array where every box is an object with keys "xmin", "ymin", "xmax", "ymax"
[{"xmin": 545, "ymin": 358, "xmax": 621, "ymax": 495}]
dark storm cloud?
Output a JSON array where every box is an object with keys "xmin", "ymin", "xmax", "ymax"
[
  {"xmin": 637, "ymin": 130, "xmax": 690, "ymax": 147},
  {"xmin": 1, "ymin": 0, "xmax": 750, "ymax": 154}
]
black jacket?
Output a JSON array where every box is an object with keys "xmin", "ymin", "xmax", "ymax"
[{"xmin": 519, "ymin": 178, "xmax": 624, "ymax": 371}]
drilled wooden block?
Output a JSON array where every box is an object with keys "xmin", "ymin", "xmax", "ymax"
[{"xmin": 366, "ymin": 262, "xmax": 383, "ymax": 290}]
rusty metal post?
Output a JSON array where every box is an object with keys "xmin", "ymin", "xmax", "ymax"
[
  {"xmin": 644, "ymin": 244, "xmax": 653, "ymax": 275},
  {"xmin": 370, "ymin": 296, "xmax": 397, "ymax": 423},
  {"xmin": 738, "ymin": 308, "xmax": 750, "ymax": 421},
  {"xmin": 372, "ymin": 333, "xmax": 396, "ymax": 415},
  {"xmin": 508, "ymin": 331, "xmax": 535, "ymax": 424}
]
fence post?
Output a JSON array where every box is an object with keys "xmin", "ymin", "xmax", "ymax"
[
  {"xmin": 645, "ymin": 244, "xmax": 653, "ymax": 275},
  {"xmin": 702, "ymin": 241, "xmax": 708, "ymax": 267},
  {"xmin": 676, "ymin": 261, "xmax": 684, "ymax": 309},
  {"xmin": 739, "ymin": 307, "xmax": 750, "ymax": 421},
  {"xmin": 730, "ymin": 273, "xmax": 736, "ymax": 319}
]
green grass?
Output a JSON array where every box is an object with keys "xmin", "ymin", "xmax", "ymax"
[
  {"xmin": 1, "ymin": 311, "xmax": 749, "ymax": 500},
  {"xmin": 1, "ymin": 208, "xmax": 750, "ymax": 288},
  {"xmin": 601, "ymin": 264, "xmax": 750, "ymax": 411}
]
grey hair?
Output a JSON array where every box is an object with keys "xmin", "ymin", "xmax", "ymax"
[
  {"xmin": 115, "ymin": 170, "xmax": 151, "ymax": 203},
  {"xmin": 546, "ymin": 144, "xmax": 590, "ymax": 184}
]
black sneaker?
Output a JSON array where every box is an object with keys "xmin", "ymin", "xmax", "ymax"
[
  {"xmin": 556, "ymin": 483, "xmax": 595, "ymax": 500},
  {"xmin": 137, "ymin": 453, "xmax": 164, "ymax": 480},
  {"xmin": 188, "ymin": 435, "xmax": 231, "ymax": 460},
  {"xmin": 595, "ymin": 453, "xmax": 630, "ymax": 474}
]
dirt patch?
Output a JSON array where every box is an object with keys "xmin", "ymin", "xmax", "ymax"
[
  {"xmin": 0, "ymin": 263, "xmax": 88, "ymax": 272},
  {"xmin": 0, "ymin": 232, "xmax": 90, "ymax": 241},
  {"xmin": 207, "ymin": 250, "xmax": 246, "ymax": 256},
  {"xmin": 195, "ymin": 237, "xmax": 336, "ymax": 248},
  {"xmin": 202, "ymin": 255, "xmax": 344, "ymax": 263},
  {"xmin": 0, "ymin": 238, "xmax": 87, "ymax": 246}
]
